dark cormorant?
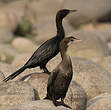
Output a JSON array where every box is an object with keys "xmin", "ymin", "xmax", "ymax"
[
  {"xmin": 44, "ymin": 36, "xmax": 80, "ymax": 108},
  {"xmin": 3, "ymin": 9, "xmax": 77, "ymax": 82}
]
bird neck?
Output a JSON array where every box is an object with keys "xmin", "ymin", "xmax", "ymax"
[
  {"xmin": 60, "ymin": 48, "xmax": 72, "ymax": 69},
  {"xmin": 56, "ymin": 16, "xmax": 65, "ymax": 39},
  {"xmin": 60, "ymin": 46, "xmax": 68, "ymax": 60}
]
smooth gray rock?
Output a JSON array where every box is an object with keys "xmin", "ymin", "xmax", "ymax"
[
  {"xmin": 72, "ymin": 57, "xmax": 111, "ymax": 100},
  {"xmin": 64, "ymin": 0, "xmax": 111, "ymax": 24},
  {"xmin": 0, "ymin": 81, "xmax": 39, "ymax": 107}
]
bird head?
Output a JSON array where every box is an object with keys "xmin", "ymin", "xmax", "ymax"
[
  {"xmin": 56, "ymin": 9, "xmax": 77, "ymax": 19},
  {"xmin": 60, "ymin": 36, "xmax": 80, "ymax": 52}
]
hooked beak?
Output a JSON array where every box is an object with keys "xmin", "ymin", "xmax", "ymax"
[
  {"xmin": 70, "ymin": 10, "xmax": 77, "ymax": 13},
  {"xmin": 74, "ymin": 38, "xmax": 81, "ymax": 43}
]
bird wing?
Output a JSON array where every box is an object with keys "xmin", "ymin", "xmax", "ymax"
[
  {"xmin": 25, "ymin": 37, "xmax": 58, "ymax": 66},
  {"xmin": 47, "ymin": 69, "xmax": 59, "ymax": 88}
]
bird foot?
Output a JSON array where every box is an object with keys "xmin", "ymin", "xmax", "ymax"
[
  {"xmin": 53, "ymin": 100, "xmax": 72, "ymax": 109},
  {"xmin": 43, "ymin": 68, "xmax": 51, "ymax": 74}
]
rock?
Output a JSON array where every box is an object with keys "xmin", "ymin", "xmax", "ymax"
[
  {"xmin": 71, "ymin": 57, "xmax": 111, "ymax": 100},
  {"xmin": 0, "ymin": 62, "xmax": 16, "ymax": 78},
  {"xmin": 0, "ymin": 81, "xmax": 39, "ymax": 108},
  {"xmin": 6, "ymin": 100, "xmax": 71, "ymax": 110},
  {"xmin": 87, "ymin": 93, "xmax": 111, "ymax": 110},
  {"xmin": 65, "ymin": 81, "xmax": 87, "ymax": 110},
  {"xmin": 81, "ymin": 23, "xmax": 111, "ymax": 43},
  {"xmin": 27, "ymin": 72, "xmax": 49, "ymax": 99},
  {"xmin": 0, "ymin": 71, "xmax": 5, "ymax": 83},
  {"xmin": 31, "ymin": 0, "xmax": 63, "ymax": 17},
  {"xmin": 0, "ymin": 1, "xmax": 37, "ymax": 31},
  {"xmin": 98, "ymin": 56, "xmax": 111, "ymax": 74},
  {"xmin": 0, "ymin": 0, "xmax": 63, "ymax": 31},
  {"xmin": 93, "ymin": 29, "xmax": 111, "ymax": 43},
  {"xmin": 107, "ymin": 42, "xmax": 111, "ymax": 50},
  {"xmin": 0, "ymin": 44, "xmax": 19, "ymax": 63},
  {"xmin": 67, "ymin": 30, "xmax": 110, "ymax": 61},
  {"xmin": 26, "ymin": 72, "xmax": 87, "ymax": 110},
  {"xmin": 11, "ymin": 53, "xmax": 32, "ymax": 68},
  {"xmin": 0, "ymin": 29, "xmax": 14, "ymax": 43},
  {"xmin": 63, "ymin": 0, "xmax": 111, "ymax": 24},
  {"xmin": 12, "ymin": 37, "xmax": 38, "ymax": 53}
]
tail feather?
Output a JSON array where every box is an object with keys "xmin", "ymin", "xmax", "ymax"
[{"xmin": 3, "ymin": 66, "xmax": 27, "ymax": 82}]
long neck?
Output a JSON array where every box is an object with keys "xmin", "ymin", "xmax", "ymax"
[
  {"xmin": 60, "ymin": 47, "xmax": 72, "ymax": 70},
  {"xmin": 56, "ymin": 16, "xmax": 65, "ymax": 39},
  {"xmin": 60, "ymin": 46, "xmax": 67, "ymax": 60}
]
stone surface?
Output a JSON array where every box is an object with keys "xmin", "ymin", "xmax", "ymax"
[
  {"xmin": 0, "ymin": 71, "xmax": 5, "ymax": 83},
  {"xmin": 0, "ymin": 81, "xmax": 39, "ymax": 108},
  {"xmin": 98, "ymin": 56, "xmax": 111, "ymax": 74},
  {"xmin": 87, "ymin": 93, "xmax": 111, "ymax": 110},
  {"xmin": 27, "ymin": 72, "xmax": 49, "ymax": 99},
  {"xmin": 0, "ymin": 44, "xmax": 19, "ymax": 63},
  {"xmin": 0, "ymin": 62, "xmax": 16, "ymax": 78},
  {"xmin": 107, "ymin": 42, "xmax": 111, "ymax": 50},
  {"xmin": 81, "ymin": 23, "xmax": 111, "ymax": 43},
  {"xmin": 0, "ymin": 0, "xmax": 63, "ymax": 31},
  {"xmin": 12, "ymin": 37, "xmax": 38, "ymax": 53},
  {"xmin": 5, "ymin": 100, "xmax": 71, "ymax": 110},
  {"xmin": 65, "ymin": 81, "xmax": 87, "ymax": 110},
  {"xmin": 0, "ymin": 29, "xmax": 14, "ymax": 43},
  {"xmin": 71, "ymin": 57, "xmax": 111, "ymax": 100},
  {"xmin": 67, "ymin": 30, "xmax": 110, "ymax": 61},
  {"xmin": 63, "ymin": 0, "xmax": 111, "ymax": 24}
]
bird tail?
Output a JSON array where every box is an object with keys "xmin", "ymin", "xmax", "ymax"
[{"xmin": 3, "ymin": 66, "xmax": 27, "ymax": 82}]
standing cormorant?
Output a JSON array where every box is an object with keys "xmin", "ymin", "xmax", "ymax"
[
  {"xmin": 44, "ymin": 36, "xmax": 80, "ymax": 108},
  {"xmin": 3, "ymin": 9, "xmax": 77, "ymax": 82}
]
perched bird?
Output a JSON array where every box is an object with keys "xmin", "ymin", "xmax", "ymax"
[
  {"xmin": 44, "ymin": 36, "xmax": 80, "ymax": 108},
  {"xmin": 3, "ymin": 9, "xmax": 77, "ymax": 82}
]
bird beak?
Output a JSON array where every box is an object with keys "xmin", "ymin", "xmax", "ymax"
[
  {"xmin": 70, "ymin": 10, "xmax": 77, "ymax": 13},
  {"xmin": 74, "ymin": 38, "xmax": 81, "ymax": 43}
]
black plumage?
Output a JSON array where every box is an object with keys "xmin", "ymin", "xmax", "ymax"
[
  {"xmin": 44, "ymin": 36, "xmax": 79, "ymax": 108},
  {"xmin": 3, "ymin": 9, "xmax": 77, "ymax": 82}
]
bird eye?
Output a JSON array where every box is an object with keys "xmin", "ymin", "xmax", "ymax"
[{"xmin": 70, "ymin": 39, "xmax": 74, "ymax": 42}]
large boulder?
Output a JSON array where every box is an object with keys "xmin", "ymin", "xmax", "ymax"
[
  {"xmin": 0, "ymin": 44, "xmax": 19, "ymax": 63},
  {"xmin": 0, "ymin": 29, "xmax": 14, "ymax": 43},
  {"xmin": 4, "ymin": 100, "xmax": 71, "ymax": 110},
  {"xmin": 26, "ymin": 72, "xmax": 49, "ymax": 99},
  {"xmin": 12, "ymin": 37, "xmax": 38, "ymax": 53},
  {"xmin": 0, "ymin": 81, "xmax": 39, "ymax": 108},
  {"xmin": 65, "ymin": 81, "xmax": 87, "ymax": 110},
  {"xmin": 0, "ymin": 62, "xmax": 16, "ymax": 78},
  {"xmin": 67, "ymin": 30, "xmax": 111, "ymax": 61},
  {"xmin": 72, "ymin": 57, "xmax": 111, "ymax": 100},
  {"xmin": 81, "ymin": 23, "xmax": 111, "ymax": 43},
  {"xmin": 63, "ymin": 0, "xmax": 111, "ymax": 24},
  {"xmin": 87, "ymin": 93, "xmax": 111, "ymax": 110},
  {"xmin": 98, "ymin": 56, "xmax": 111, "ymax": 74},
  {"xmin": 0, "ymin": 71, "xmax": 5, "ymax": 83}
]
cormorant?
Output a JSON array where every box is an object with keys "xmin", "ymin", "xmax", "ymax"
[
  {"xmin": 3, "ymin": 9, "xmax": 77, "ymax": 82},
  {"xmin": 44, "ymin": 36, "xmax": 80, "ymax": 108}
]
